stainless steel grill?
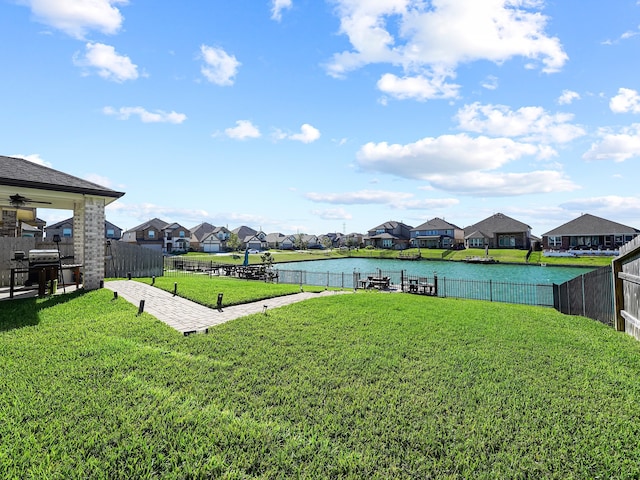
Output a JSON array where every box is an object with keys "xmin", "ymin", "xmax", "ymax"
[{"xmin": 28, "ymin": 249, "xmax": 60, "ymax": 265}]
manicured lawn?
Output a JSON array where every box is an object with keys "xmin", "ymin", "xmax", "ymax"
[
  {"xmin": 2, "ymin": 290, "xmax": 640, "ymax": 478},
  {"xmin": 135, "ymin": 275, "xmax": 330, "ymax": 308}
]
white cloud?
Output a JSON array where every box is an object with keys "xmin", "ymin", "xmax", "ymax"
[
  {"xmin": 481, "ymin": 75, "xmax": 499, "ymax": 91},
  {"xmin": 425, "ymin": 170, "xmax": 579, "ymax": 196},
  {"xmin": 376, "ymin": 72, "xmax": 460, "ymax": 101},
  {"xmin": 103, "ymin": 106, "xmax": 186, "ymax": 124},
  {"xmin": 610, "ymin": 87, "xmax": 640, "ymax": 113},
  {"xmin": 271, "ymin": 0, "xmax": 292, "ymax": 21},
  {"xmin": 74, "ymin": 42, "xmax": 138, "ymax": 82},
  {"xmin": 23, "ymin": 0, "xmax": 127, "ymax": 39},
  {"xmin": 306, "ymin": 190, "xmax": 414, "ymax": 205},
  {"xmin": 83, "ymin": 173, "xmax": 122, "ymax": 189},
  {"xmin": 107, "ymin": 202, "xmax": 210, "ymax": 224},
  {"xmin": 311, "ymin": 208, "xmax": 352, "ymax": 220},
  {"xmin": 583, "ymin": 124, "xmax": 640, "ymax": 162},
  {"xmin": 305, "ymin": 189, "xmax": 459, "ymax": 209},
  {"xmin": 11, "ymin": 153, "xmax": 52, "ymax": 167},
  {"xmin": 560, "ymin": 196, "xmax": 640, "ymax": 217},
  {"xmin": 558, "ymin": 89, "xmax": 580, "ymax": 105},
  {"xmin": 357, "ymin": 133, "xmax": 547, "ymax": 180},
  {"xmin": 326, "ymin": 0, "xmax": 568, "ymax": 89},
  {"xmin": 200, "ymin": 45, "xmax": 240, "ymax": 86},
  {"xmin": 224, "ymin": 120, "xmax": 261, "ymax": 140},
  {"xmin": 289, "ymin": 124, "xmax": 321, "ymax": 143},
  {"xmin": 455, "ymin": 102, "xmax": 585, "ymax": 144}
]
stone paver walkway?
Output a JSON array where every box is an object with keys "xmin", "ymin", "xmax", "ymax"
[{"xmin": 104, "ymin": 280, "xmax": 349, "ymax": 334}]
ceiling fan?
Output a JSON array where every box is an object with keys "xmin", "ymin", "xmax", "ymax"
[{"xmin": 8, "ymin": 194, "xmax": 53, "ymax": 208}]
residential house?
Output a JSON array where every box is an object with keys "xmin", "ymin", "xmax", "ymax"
[
  {"xmin": 344, "ymin": 232, "xmax": 363, "ymax": 249},
  {"xmin": 464, "ymin": 213, "xmax": 532, "ymax": 249},
  {"xmin": 280, "ymin": 235, "xmax": 296, "ymax": 250},
  {"xmin": 122, "ymin": 218, "xmax": 169, "ymax": 252},
  {"xmin": 410, "ymin": 217, "xmax": 464, "ymax": 249},
  {"xmin": 364, "ymin": 221, "xmax": 413, "ymax": 250},
  {"xmin": 45, "ymin": 217, "xmax": 122, "ymax": 241},
  {"xmin": 265, "ymin": 232, "xmax": 286, "ymax": 249},
  {"xmin": 189, "ymin": 222, "xmax": 216, "ymax": 251},
  {"xmin": 163, "ymin": 223, "xmax": 191, "ymax": 253},
  {"xmin": 231, "ymin": 225, "xmax": 257, "ymax": 248},
  {"xmin": 201, "ymin": 226, "xmax": 231, "ymax": 253},
  {"xmin": 542, "ymin": 213, "xmax": 640, "ymax": 251}
]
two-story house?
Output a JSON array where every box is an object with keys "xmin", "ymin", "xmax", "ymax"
[
  {"xmin": 201, "ymin": 226, "xmax": 232, "ymax": 253},
  {"xmin": 122, "ymin": 218, "xmax": 169, "ymax": 252},
  {"xmin": 410, "ymin": 217, "xmax": 464, "ymax": 249},
  {"xmin": 163, "ymin": 223, "xmax": 191, "ymax": 253},
  {"xmin": 364, "ymin": 221, "xmax": 413, "ymax": 250}
]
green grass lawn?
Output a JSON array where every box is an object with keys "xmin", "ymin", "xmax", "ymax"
[
  {"xmin": 135, "ymin": 275, "xmax": 330, "ymax": 308},
  {"xmin": 2, "ymin": 290, "xmax": 640, "ymax": 478}
]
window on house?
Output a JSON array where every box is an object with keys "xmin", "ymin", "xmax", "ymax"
[
  {"xmin": 179, "ymin": 231, "xmax": 185, "ymax": 238},
  {"xmin": 382, "ymin": 239, "xmax": 393, "ymax": 248},
  {"xmin": 148, "ymin": 230, "xmax": 155, "ymax": 238},
  {"xmin": 469, "ymin": 238, "xmax": 483, "ymax": 248},
  {"xmin": 106, "ymin": 228, "xmax": 115, "ymax": 237},
  {"xmin": 62, "ymin": 228, "xmax": 72, "ymax": 237},
  {"xmin": 548, "ymin": 236, "xmax": 562, "ymax": 247}
]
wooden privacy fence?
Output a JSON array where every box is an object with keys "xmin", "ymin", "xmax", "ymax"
[
  {"xmin": 553, "ymin": 265, "xmax": 614, "ymax": 326},
  {"xmin": 613, "ymin": 236, "xmax": 640, "ymax": 339},
  {"xmin": 105, "ymin": 241, "xmax": 163, "ymax": 279}
]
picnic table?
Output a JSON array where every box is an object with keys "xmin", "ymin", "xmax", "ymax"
[{"xmin": 362, "ymin": 276, "xmax": 390, "ymax": 290}]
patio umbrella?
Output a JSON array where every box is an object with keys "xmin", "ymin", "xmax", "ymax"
[{"xmin": 243, "ymin": 248, "xmax": 249, "ymax": 266}]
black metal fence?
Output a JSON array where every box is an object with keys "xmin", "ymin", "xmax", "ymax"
[{"xmin": 162, "ymin": 257, "xmax": 615, "ymax": 319}]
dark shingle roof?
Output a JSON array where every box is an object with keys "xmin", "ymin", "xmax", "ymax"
[
  {"xmin": 412, "ymin": 217, "xmax": 460, "ymax": 231},
  {"xmin": 464, "ymin": 213, "xmax": 530, "ymax": 237},
  {"xmin": 543, "ymin": 213, "xmax": 640, "ymax": 236},
  {"xmin": 0, "ymin": 155, "xmax": 125, "ymax": 198}
]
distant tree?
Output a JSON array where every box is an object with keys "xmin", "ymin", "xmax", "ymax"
[
  {"xmin": 321, "ymin": 236, "xmax": 333, "ymax": 250},
  {"xmin": 227, "ymin": 232, "xmax": 241, "ymax": 251},
  {"xmin": 294, "ymin": 234, "xmax": 308, "ymax": 250},
  {"xmin": 260, "ymin": 251, "xmax": 273, "ymax": 268}
]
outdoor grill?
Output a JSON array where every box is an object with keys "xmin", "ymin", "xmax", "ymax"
[{"xmin": 25, "ymin": 249, "xmax": 60, "ymax": 286}]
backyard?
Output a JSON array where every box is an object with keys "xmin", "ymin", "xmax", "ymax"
[{"xmin": 2, "ymin": 280, "xmax": 640, "ymax": 478}]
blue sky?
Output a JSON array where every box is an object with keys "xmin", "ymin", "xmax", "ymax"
[{"xmin": 2, "ymin": 0, "xmax": 640, "ymax": 237}]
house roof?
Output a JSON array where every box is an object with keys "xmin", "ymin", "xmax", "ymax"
[
  {"xmin": 412, "ymin": 217, "xmax": 460, "ymax": 231},
  {"xmin": 232, "ymin": 225, "xmax": 257, "ymax": 238},
  {"xmin": 464, "ymin": 213, "xmax": 530, "ymax": 237},
  {"xmin": 190, "ymin": 222, "xmax": 216, "ymax": 242},
  {"xmin": 370, "ymin": 220, "xmax": 412, "ymax": 231},
  {"xmin": 124, "ymin": 217, "xmax": 169, "ymax": 233},
  {"xmin": 45, "ymin": 217, "xmax": 122, "ymax": 231},
  {"xmin": 0, "ymin": 155, "xmax": 125, "ymax": 209},
  {"xmin": 543, "ymin": 213, "xmax": 640, "ymax": 236}
]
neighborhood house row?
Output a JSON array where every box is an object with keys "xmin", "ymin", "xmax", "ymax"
[{"xmin": 27, "ymin": 212, "xmax": 640, "ymax": 255}]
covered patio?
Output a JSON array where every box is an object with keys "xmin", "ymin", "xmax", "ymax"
[{"xmin": 0, "ymin": 155, "xmax": 125, "ymax": 292}]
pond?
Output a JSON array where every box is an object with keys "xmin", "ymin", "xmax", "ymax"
[{"xmin": 275, "ymin": 257, "xmax": 593, "ymax": 285}]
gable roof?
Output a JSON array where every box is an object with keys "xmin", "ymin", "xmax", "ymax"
[
  {"xmin": 0, "ymin": 155, "xmax": 124, "ymax": 204},
  {"xmin": 232, "ymin": 225, "xmax": 257, "ymax": 239},
  {"xmin": 190, "ymin": 222, "xmax": 216, "ymax": 241},
  {"xmin": 412, "ymin": 217, "xmax": 460, "ymax": 231},
  {"xmin": 543, "ymin": 213, "xmax": 640, "ymax": 236},
  {"xmin": 124, "ymin": 217, "xmax": 168, "ymax": 233},
  {"xmin": 45, "ymin": 217, "xmax": 122, "ymax": 231},
  {"xmin": 464, "ymin": 213, "xmax": 530, "ymax": 237}
]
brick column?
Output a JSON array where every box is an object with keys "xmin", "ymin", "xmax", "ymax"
[{"xmin": 73, "ymin": 197, "xmax": 106, "ymax": 290}]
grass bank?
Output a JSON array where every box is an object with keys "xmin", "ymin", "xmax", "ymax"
[
  {"xmin": 2, "ymin": 289, "xmax": 640, "ymax": 478},
  {"xmin": 182, "ymin": 248, "xmax": 613, "ymax": 268}
]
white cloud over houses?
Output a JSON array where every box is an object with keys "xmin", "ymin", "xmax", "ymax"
[
  {"xmin": 455, "ymin": 102, "xmax": 586, "ymax": 144},
  {"xmin": 11, "ymin": 153, "xmax": 52, "ymax": 167},
  {"xmin": 326, "ymin": 0, "xmax": 567, "ymax": 100},
  {"xmin": 200, "ymin": 45, "xmax": 240, "ymax": 86},
  {"xmin": 305, "ymin": 189, "xmax": 459, "ymax": 210},
  {"xmin": 425, "ymin": 170, "xmax": 579, "ymax": 196},
  {"xmin": 311, "ymin": 208, "xmax": 352, "ymax": 220},
  {"xmin": 583, "ymin": 124, "xmax": 640, "ymax": 162},
  {"xmin": 103, "ymin": 106, "xmax": 186, "ymax": 123},
  {"xmin": 610, "ymin": 88, "xmax": 640, "ymax": 114},
  {"xmin": 23, "ymin": 0, "xmax": 127, "ymax": 39},
  {"xmin": 357, "ymin": 133, "xmax": 546, "ymax": 179},
  {"xmin": 271, "ymin": 0, "xmax": 292, "ymax": 21},
  {"xmin": 74, "ymin": 42, "xmax": 138, "ymax": 82},
  {"xmin": 224, "ymin": 120, "xmax": 261, "ymax": 140},
  {"xmin": 289, "ymin": 124, "xmax": 321, "ymax": 143}
]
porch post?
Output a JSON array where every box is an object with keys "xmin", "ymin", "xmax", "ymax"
[{"xmin": 74, "ymin": 196, "xmax": 106, "ymax": 290}]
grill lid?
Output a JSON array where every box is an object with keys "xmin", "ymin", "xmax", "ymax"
[{"xmin": 28, "ymin": 249, "xmax": 60, "ymax": 263}]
